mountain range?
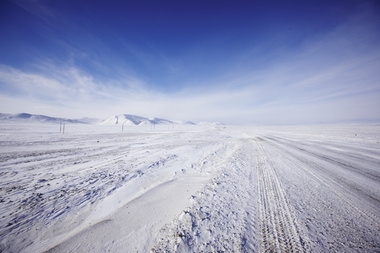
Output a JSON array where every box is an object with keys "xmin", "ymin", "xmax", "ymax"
[{"xmin": 0, "ymin": 113, "xmax": 222, "ymax": 126}]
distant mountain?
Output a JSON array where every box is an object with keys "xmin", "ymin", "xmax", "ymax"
[
  {"xmin": 100, "ymin": 114, "xmax": 195, "ymax": 126},
  {"xmin": 75, "ymin": 117, "xmax": 102, "ymax": 124},
  {"xmin": 0, "ymin": 113, "xmax": 217, "ymax": 126},
  {"xmin": 0, "ymin": 113, "xmax": 98, "ymax": 124},
  {"xmin": 171, "ymin": 120, "xmax": 197, "ymax": 125},
  {"xmin": 197, "ymin": 121, "xmax": 224, "ymax": 126}
]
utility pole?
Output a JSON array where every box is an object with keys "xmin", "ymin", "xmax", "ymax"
[{"xmin": 122, "ymin": 120, "xmax": 126, "ymax": 133}]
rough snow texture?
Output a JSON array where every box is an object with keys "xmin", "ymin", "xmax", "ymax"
[{"xmin": 1, "ymin": 123, "xmax": 380, "ymax": 252}]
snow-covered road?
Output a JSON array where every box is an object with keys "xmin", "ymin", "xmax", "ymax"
[{"xmin": 1, "ymin": 124, "xmax": 379, "ymax": 252}]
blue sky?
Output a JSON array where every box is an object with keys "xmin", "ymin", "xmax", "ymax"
[{"xmin": 1, "ymin": 0, "xmax": 380, "ymax": 124}]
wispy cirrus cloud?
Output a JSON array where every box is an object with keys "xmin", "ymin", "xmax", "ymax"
[{"xmin": 1, "ymin": 1, "xmax": 380, "ymax": 124}]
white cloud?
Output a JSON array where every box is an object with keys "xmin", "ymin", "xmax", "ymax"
[
  {"xmin": 1, "ymin": 42, "xmax": 380, "ymax": 125},
  {"xmin": 1, "ymin": 4, "xmax": 380, "ymax": 124}
]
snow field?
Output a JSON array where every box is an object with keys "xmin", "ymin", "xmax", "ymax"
[
  {"xmin": 0, "ymin": 123, "xmax": 233, "ymax": 252},
  {"xmin": 1, "ymin": 123, "xmax": 380, "ymax": 252}
]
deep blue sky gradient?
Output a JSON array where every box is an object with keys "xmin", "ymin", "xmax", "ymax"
[{"xmin": 1, "ymin": 0, "xmax": 380, "ymax": 124}]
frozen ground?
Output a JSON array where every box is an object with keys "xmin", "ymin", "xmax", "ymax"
[{"xmin": 0, "ymin": 123, "xmax": 379, "ymax": 252}]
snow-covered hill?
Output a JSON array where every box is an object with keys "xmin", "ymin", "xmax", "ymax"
[
  {"xmin": 197, "ymin": 121, "xmax": 224, "ymax": 126},
  {"xmin": 99, "ymin": 114, "xmax": 195, "ymax": 126},
  {"xmin": 0, "ymin": 113, "xmax": 215, "ymax": 126},
  {"xmin": 0, "ymin": 113, "xmax": 98, "ymax": 124}
]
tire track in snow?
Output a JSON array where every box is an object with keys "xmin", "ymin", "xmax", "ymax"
[
  {"xmin": 259, "ymin": 136, "xmax": 380, "ymax": 251},
  {"xmin": 255, "ymin": 138, "xmax": 308, "ymax": 252},
  {"xmin": 263, "ymin": 136, "xmax": 380, "ymax": 227},
  {"xmin": 265, "ymin": 136, "xmax": 380, "ymax": 182},
  {"xmin": 288, "ymin": 151, "xmax": 380, "ymax": 228}
]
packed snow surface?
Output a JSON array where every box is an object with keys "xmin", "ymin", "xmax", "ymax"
[{"xmin": 0, "ymin": 123, "xmax": 379, "ymax": 252}]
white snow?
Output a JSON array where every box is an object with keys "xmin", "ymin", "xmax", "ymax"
[
  {"xmin": 0, "ymin": 113, "xmax": 101, "ymax": 125},
  {"xmin": 0, "ymin": 112, "xmax": 219, "ymax": 127},
  {"xmin": 0, "ymin": 122, "xmax": 379, "ymax": 252},
  {"xmin": 99, "ymin": 114, "xmax": 193, "ymax": 126}
]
